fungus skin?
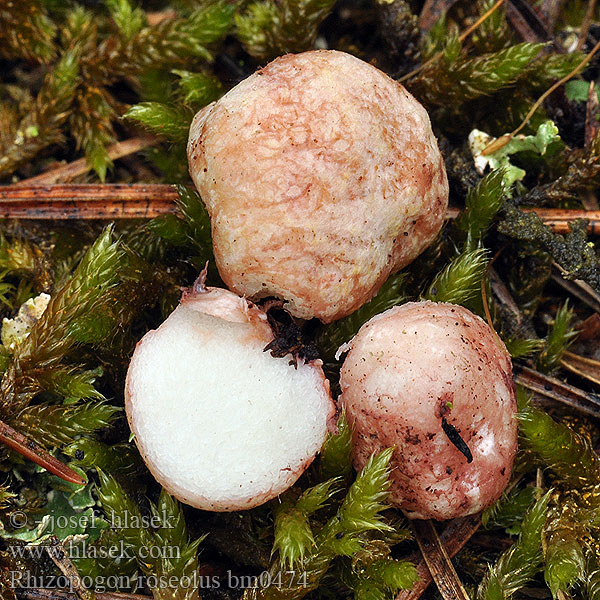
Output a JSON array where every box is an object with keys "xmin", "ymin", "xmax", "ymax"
[
  {"xmin": 125, "ymin": 283, "xmax": 335, "ymax": 512},
  {"xmin": 338, "ymin": 301, "xmax": 517, "ymax": 520},
  {"xmin": 188, "ymin": 50, "xmax": 448, "ymax": 323}
]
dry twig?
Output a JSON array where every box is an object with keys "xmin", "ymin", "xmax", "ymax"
[
  {"xmin": 16, "ymin": 138, "xmax": 157, "ymax": 186},
  {"xmin": 46, "ymin": 538, "xmax": 92, "ymax": 600},
  {"xmin": 576, "ymin": 0, "xmax": 598, "ymax": 51}
]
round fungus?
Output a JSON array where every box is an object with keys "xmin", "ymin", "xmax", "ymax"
[
  {"xmin": 338, "ymin": 301, "xmax": 517, "ymax": 520},
  {"xmin": 188, "ymin": 50, "xmax": 448, "ymax": 323}
]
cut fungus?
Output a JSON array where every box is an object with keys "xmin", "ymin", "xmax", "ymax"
[{"xmin": 125, "ymin": 280, "xmax": 334, "ymax": 511}]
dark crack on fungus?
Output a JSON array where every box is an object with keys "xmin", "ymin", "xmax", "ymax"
[{"xmin": 441, "ymin": 417, "xmax": 473, "ymax": 463}]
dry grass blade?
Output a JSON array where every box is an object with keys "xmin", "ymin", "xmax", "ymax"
[
  {"xmin": 551, "ymin": 262, "xmax": 600, "ymax": 313},
  {"xmin": 490, "ymin": 266, "xmax": 524, "ymax": 323},
  {"xmin": 418, "ymin": 0, "xmax": 460, "ymax": 32},
  {"xmin": 561, "ymin": 351, "xmax": 600, "ymax": 386},
  {"xmin": 541, "ymin": 0, "xmax": 566, "ymax": 30},
  {"xmin": 46, "ymin": 538, "xmax": 93, "ymax": 600},
  {"xmin": 585, "ymin": 81, "xmax": 600, "ymax": 149},
  {"xmin": 515, "ymin": 364, "xmax": 600, "ymax": 418},
  {"xmin": 16, "ymin": 137, "xmax": 157, "ymax": 186},
  {"xmin": 409, "ymin": 519, "xmax": 471, "ymax": 600},
  {"xmin": 0, "ymin": 419, "xmax": 85, "ymax": 485},
  {"xmin": 506, "ymin": 0, "xmax": 554, "ymax": 43},
  {"xmin": 396, "ymin": 514, "xmax": 480, "ymax": 600},
  {"xmin": 576, "ymin": 0, "xmax": 598, "ymax": 51}
]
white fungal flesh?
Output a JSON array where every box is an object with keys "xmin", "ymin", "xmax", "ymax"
[{"xmin": 126, "ymin": 289, "xmax": 334, "ymax": 511}]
